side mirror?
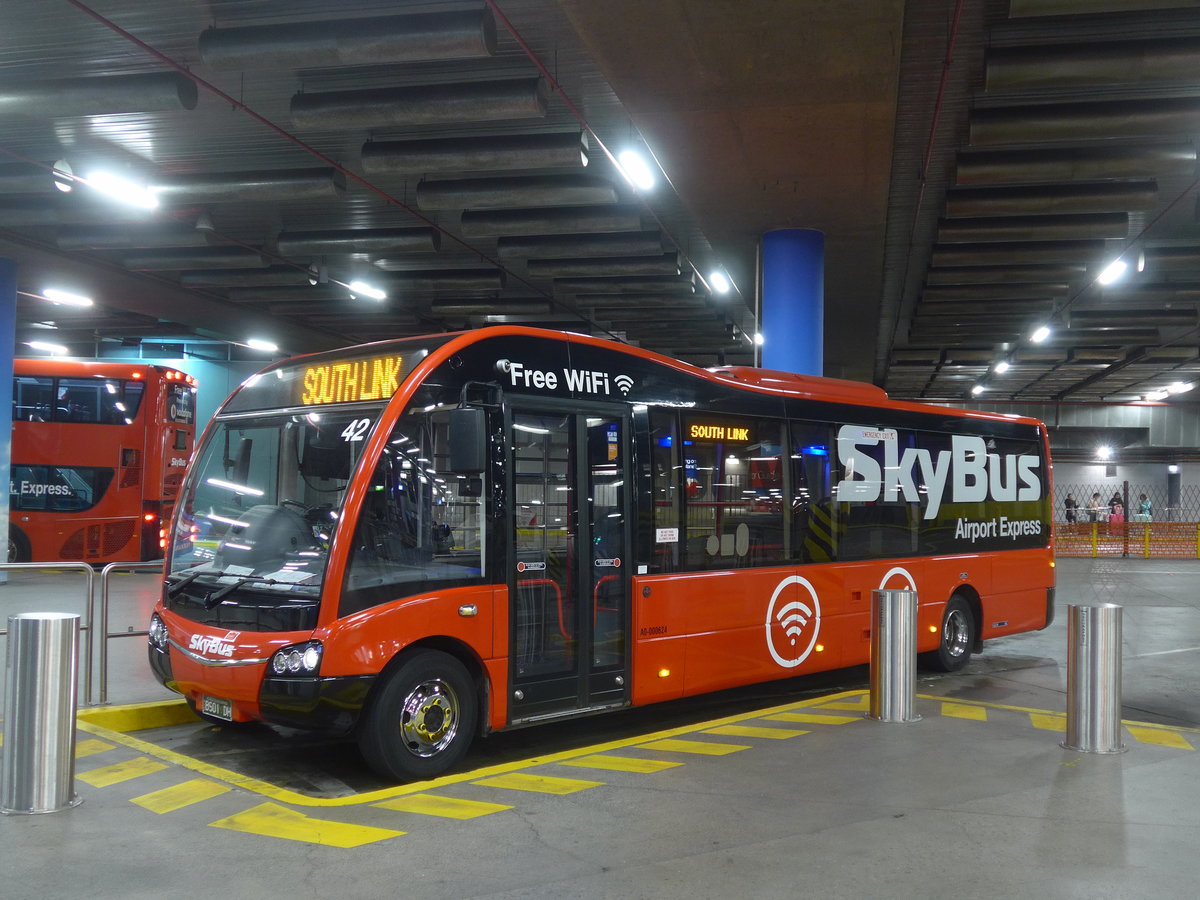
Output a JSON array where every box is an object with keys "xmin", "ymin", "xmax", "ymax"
[{"xmin": 449, "ymin": 407, "xmax": 487, "ymax": 473}]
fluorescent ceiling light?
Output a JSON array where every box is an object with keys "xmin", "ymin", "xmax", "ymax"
[
  {"xmin": 1096, "ymin": 258, "xmax": 1128, "ymax": 286},
  {"xmin": 84, "ymin": 170, "xmax": 160, "ymax": 209},
  {"xmin": 245, "ymin": 338, "xmax": 279, "ymax": 352},
  {"xmin": 1168, "ymin": 381, "xmax": 1194, "ymax": 394},
  {"xmin": 753, "ymin": 332, "xmax": 764, "ymax": 346},
  {"xmin": 617, "ymin": 149, "xmax": 655, "ymax": 190},
  {"xmin": 1030, "ymin": 325, "xmax": 1051, "ymax": 343},
  {"xmin": 709, "ymin": 270, "xmax": 731, "ymax": 294},
  {"xmin": 971, "ymin": 384, "xmax": 985, "ymax": 396},
  {"xmin": 1145, "ymin": 389, "xmax": 1169, "ymax": 401},
  {"xmin": 993, "ymin": 360, "xmax": 1010, "ymax": 374},
  {"xmin": 42, "ymin": 288, "xmax": 93, "ymax": 307},
  {"xmin": 27, "ymin": 341, "xmax": 68, "ymax": 354},
  {"xmin": 1096, "ymin": 445, "xmax": 1112, "ymax": 460},
  {"xmin": 348, "ymin": 280, "xmax": 387, "ymax": 300}
]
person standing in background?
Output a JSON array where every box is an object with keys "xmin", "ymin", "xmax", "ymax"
[{"xmin": 1064, "ymin": 494, "xmax": 1078, "ymax": 524}]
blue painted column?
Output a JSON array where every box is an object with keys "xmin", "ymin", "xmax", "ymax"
[
  {"xmin": 761, "ymin": 228, "xmax": 824, "ymax": 375},
  {"xmin": 0, "ymin": 259, "xmax": 14, "ymax": 582}
]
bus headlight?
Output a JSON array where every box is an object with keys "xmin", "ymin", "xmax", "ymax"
[
  {"xmin": 270, "ymin": 641, "xmax": 323, "ymax": 677},
  {"xmin": 148, "ymin": 613, "xmax": 169, "ymax": 652}
]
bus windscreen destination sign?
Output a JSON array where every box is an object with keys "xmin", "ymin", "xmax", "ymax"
[
  {"xmin": 685, "ymin": 419, "xmax": 754, "ymax": 443},
  {"xmin": 301, "ymin": 354, "xmax": 412, "ymax": 406}
]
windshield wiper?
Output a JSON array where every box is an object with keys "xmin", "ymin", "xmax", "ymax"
[
  {"xmin": 166, "ymin": 568, "xmax": 215, "ymax": 599},
  {"xmin": 201, "ymin": 575, "xmax": 303, "ymax": 609}
]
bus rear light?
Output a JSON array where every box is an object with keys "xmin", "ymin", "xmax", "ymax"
[
  {"xmin": 144, "ymin": 512, "xmax": 157, "ymax": 522},
  {"xmin": 270, "ymin": 641, "xmax": 323, "ymax": 677}
]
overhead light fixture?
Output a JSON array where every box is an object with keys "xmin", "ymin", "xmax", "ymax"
[
  {"xmin": 52, "ymin": 158, "xmax": 74, "ymax": 193},
  {"xmin": 617, "ymin": 148, "xmax": 656, "ymax": 191},
  {"xmin": 27, "ymin": 340, "xmax": 68, "ymax": 355},
  {"xmin": 1169, "ymin": 464, "xmax": 1180, "ymax": 474},
  {"xmin": 1145, "ymin": 389, "xmax": 1169, "ymax": 401},
  {"xmin": 245, "ymin": 338, "xmax": 279, "ymax": 353},
  {"xmin": 1167, "ymin": 381, "xmax": 1194, "ymax": 395},
  {"xmin": 993, "ymin": 360, "xmax": 1010, "ymax": 374},
  {"xmin": 709, "ymin": 270, "xmax": 731, "ymax": 294},
  {"xmin": 753, "ymin": 332, "xmax": 764, "ymax": 346},
  {"xmin": 194, "ymin": 210, "xmax": 215, "ymax": 232},
  {"xmin": 84, "ymin": 170, "xmax": 160, "ymax": 209},
  {"xmin": 1030, "ymin": 325, "xmax": 1051, "ymax": 343},
  {"xmin": 1096, "ymin": 445, "xmax": 1112, "ymax": 461},
  {"xmin": 347, "ymin": 279, "xmax": 387, "ymax": 300},
  {"xmin": 971, "ymin": 384, "xmax": 985, "ymax": 396},
  {"xmin": 1096, "ymin": 258, "xmax": 1128, "ymax": 286},
  {"xmin": 42, "ymin": 288, "xmax": 93, "ymax": 307}
]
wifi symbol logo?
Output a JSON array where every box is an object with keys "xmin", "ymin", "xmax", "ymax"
[
  {"xmin": 614, "ymin": 374, "xmax": 634, "ymax": 396},
  {"xmin": 775, "ymin": 601, "xmax": 814, "ymax": 646},
  {"xmin": 765, "ymin": 575, "xmax": 822, "ymax": 669}
]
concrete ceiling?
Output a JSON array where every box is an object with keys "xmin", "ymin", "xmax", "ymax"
[{"xmin": 3, "ymin": 0, "xmax": 1200, "ymax": 405}]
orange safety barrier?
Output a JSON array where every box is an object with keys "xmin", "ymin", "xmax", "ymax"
[{"xmin": 1054, "ymin": 521, "xmax": 1200, "ymax": 558}]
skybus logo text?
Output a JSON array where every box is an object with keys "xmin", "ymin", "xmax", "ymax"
[{"xmin": 834, "ymin": 426, "xmax": 1041, "ymax": 518}]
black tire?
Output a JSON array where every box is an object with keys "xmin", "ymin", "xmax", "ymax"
[
  {"xmin": 357, "ymin": 650, "xmax": 478, "ymax": 782},
  {"xmin": 920, "ymin": 595, "xmax": 975, "ymax": 673},
  {"xmin": 8, "ymin": 526, "xmax": 31, "ymax": 563}
]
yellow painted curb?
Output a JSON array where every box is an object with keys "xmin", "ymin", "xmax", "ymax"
[{"xmin": 77, "ymin": 698, "xmax": 200, "ymax": 733}]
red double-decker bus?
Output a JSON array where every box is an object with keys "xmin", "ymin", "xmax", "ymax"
[
  {"xmin": 148, "ymin": 327, "xmax": 1054, "ymax": 781},
  {"xmin": 9, "ymin": 359, "xmax": 198, "ymax": 563}
]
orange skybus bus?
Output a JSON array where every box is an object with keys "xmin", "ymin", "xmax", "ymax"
[
  {"xmin": 147, "ymin": 326, "xmax": 1054, "ymax": 780},
  {"xmin": 9, "ymin": 359, "xmax": 198, "ymax": 563}
]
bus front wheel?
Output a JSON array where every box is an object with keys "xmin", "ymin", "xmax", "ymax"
[
  {"xmin": 8, "ymin": 526, "xmax": 31, "ymax": 564},
  {"xmin": 357, "ymin": 650, "xmax": 478, "ymax": 781},
  {"xmin": 920, "ymin": 595, "xmax": 975, "ymax": 673}
]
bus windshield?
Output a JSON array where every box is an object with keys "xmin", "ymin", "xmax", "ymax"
[{"xmin": 167, "ymin": 408, "xmax": 381, "ymax": 611}]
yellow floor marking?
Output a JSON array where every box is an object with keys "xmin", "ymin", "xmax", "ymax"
[
  {"xmin": 766, "ymin": 712, "xmax": 861, "ymax": 725},
  {"xmin": 76, "ymin": 699, "xmax": 199, "ymax": 733},
  {"xmin": 75, "ymin": 738, "xmax": 115, "ymax": 759},
  {"xmin": 210, "ymin": 802, "xmax": 404, "ymax": 847},
  {"xmin": 132, "ymin": 779, "xmax": 231, "ymax": 813},
  {"xmin": 374, "ymin": 793, "xmax": 513, "ymax": 819},
  {"xmin": 1030, "ymin": 713, "xmax": 1066, "ymax": 733},
  {"xmin": 639, "ymin": 738, "xmax": 750, "ymax": 756},
  {"xmin": 814, "ymin": 696, "xmax": 870, "ymax": 711},
  {"xmin": 941, "ymin": 702, "xmax": 988, "ymax": 721},
  {"xmin": 472, "ymin": 772, "xmax": 602, "ymax": 795},
  {"xmin": 704, "ymin": 724, "xmax": 809, "ymax": 739},
  {"xmin": 77, "ymin": 756, "xmax": 168, "ymax": 787},
  {"xmin": 558, "ymin": 754, "xmax": 682, "ymax": 774},
  {"xmin": 1126, "ymin": 726, "xmax": 1194, "ymax": 750}
]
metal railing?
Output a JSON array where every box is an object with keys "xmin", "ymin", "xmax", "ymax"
[{"xmin": 98, "ymin": 561, "xmax": 165, "ymax": 705}]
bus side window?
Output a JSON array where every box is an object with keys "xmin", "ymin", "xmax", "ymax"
[{"xmin": 790, "ymin": 422, "xmax": 835, "ymax": 563}]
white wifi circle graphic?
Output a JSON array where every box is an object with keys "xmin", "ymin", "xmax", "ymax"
[
  {"xmin": 614, "ymin": 374, "xmax": 634, "ymax": 395},
  {"xmin": 765, "ymin": 575, "xmax": 821, "ymax": 668}
]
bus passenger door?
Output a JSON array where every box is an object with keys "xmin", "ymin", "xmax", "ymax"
[{"xmin": 508, "ymin": 406, "xmax": 631, "ymax": 722}]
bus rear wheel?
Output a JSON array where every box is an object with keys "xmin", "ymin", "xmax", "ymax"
[
  {"xmin": 8, "ymin": 526, "xmax": 31, "ymax": 563},
  {"xmin": 920, "ymin": 595, "xmax": 975, "ymax": 673},
  {"xmin": 357, "ymin": 650, "xmax": 478, "ymax": 782}
]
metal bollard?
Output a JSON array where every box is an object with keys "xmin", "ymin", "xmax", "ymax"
[
  {"xmin": 1, "ymin": 613, "xmax": 83, "ymax": 814},
  {"xmin": 1062, "ymin": 602, "xmax": 1126, "ymax": 753},
  {"xmin": 868, "ymin": 589, "xmax": 921, "ymax": 722}
]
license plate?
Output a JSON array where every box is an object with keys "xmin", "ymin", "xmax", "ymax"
[{"xmin": 200, "ymin": 695, "xmax": 233, "ymax": 721}]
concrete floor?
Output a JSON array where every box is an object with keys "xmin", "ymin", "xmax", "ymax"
[{"xmin": 1, "ymin": 557, "xmax": 1198, "ymax": 899}]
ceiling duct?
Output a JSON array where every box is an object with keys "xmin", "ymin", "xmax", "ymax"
[
  {"xmin": 0, "ymin": 73, "xmax": 197, "ymax": 117},
  {"xmin": 926, "ymin": 264, "xmax": 1086, "ymax": 285},
  {"xmin": 151, "ymin": 168, "xmax": 345, "ymax": 203},
  {"xmin": 0, "ymin": 163, "xmax": 58, "ymax": 193},
  {"xmin": 937, "ymin": 213, "xmax": 1128, "ymax": 243},
  {"xmin": 123, "ymin": 248, "xmax": 267, "ymax": 271},
  {"xmin": 377, "ymin": 269, "xmax": 505, "ymax": 291},
  {"xmin": 1141, "ymin": 247, "xmax": 1200, "ymax": 272},
  {"xmin": 922, "ymin": 283, "xmax": 1070, "ymax": 301},
  {"xmin": 971, "ymin": 98, "xmax": 1200, "ymax": 145},
  {"xmin": 1099, "ymin": 284, "xmax": 1200, "ymax": 304},
  {"xmin": 363, "ymin": 133, "xmax": 587, "ymax": 176},
  {"xmin": 0, "ymin": 198, "xmax": 149, "ymax": 226},
  {"xmin": 291, "ymin": 79, "xmax": 547, "ymax": 130},
  {"xmin": 554, "ymin": 275, "xmax": 696, "ymax": 295},
  {"xmin": 944, "ymin": 183, "xmax": 1156, "ymax": 217},
  {"xmin": 527, "ymin": 253, "xmax": 681, "ymax": 277},
  {"xmin": 575, "ymin": 293, "xmax": 706, "ymax": 309},
  {"xmin": 199, "ymin": 8, "xmax": 496, "ymax": 68},
  {"xmin": 498, "ymin": 232, "xmax": 663, "ymax": 259},
  {"xmin": 417, "ymin": 174, "xmax": 618, "ymax": 211},
  {"xmin": 57, "ymin": 225, "xmax": 213, "ymax": 250},
  {"xmin": 228, "ymin": 285, "xmax": 347, "ymax": 303},
  {"xmin": 276, "ymin": 227, "xmax": 439, "ymax": 256},
  {"xmin": 179, "ymin": 267, "xmax": 313, "ymax": 287},
  {"xmin": 431, "ymin": 300, "xmax": 552, "ymax": 316},
  {"xmin": 915, "ymin": 299, "xmax": 1054, "ymax": 317},
  {"xmin": 1069, "ymin": 309, "xmax": 1198, "ymax": 328},
  {"xmin": 461, "ymin": 205, "xmax": 648, "ymax": 237},
  {"xmin": 985, "ymin": 38, "xmax": 1200, "ymax": 91},
  {"xmin": 931, "ymin": 241, "xmax": 1107, "ymax": 267},
  {"xmin": 955, "ymin": 145, "xmax": 1196, "ymax": 185}
]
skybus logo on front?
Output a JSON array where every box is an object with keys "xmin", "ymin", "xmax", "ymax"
[{"xmin": 833, "ymin": 426, "xmax": 1041, "ymax": 518}]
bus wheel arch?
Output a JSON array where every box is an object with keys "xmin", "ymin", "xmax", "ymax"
[
  {"xmin": 8, "ymin": 525, "xmax": 31, "ymax": 563},
  {"xmin": 920, "ymin": 589, "xmax": 980, "ymax": 673},
  {"xmin": 356, "ymin": 641, "xmax": 482, "ymax": 782}
]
